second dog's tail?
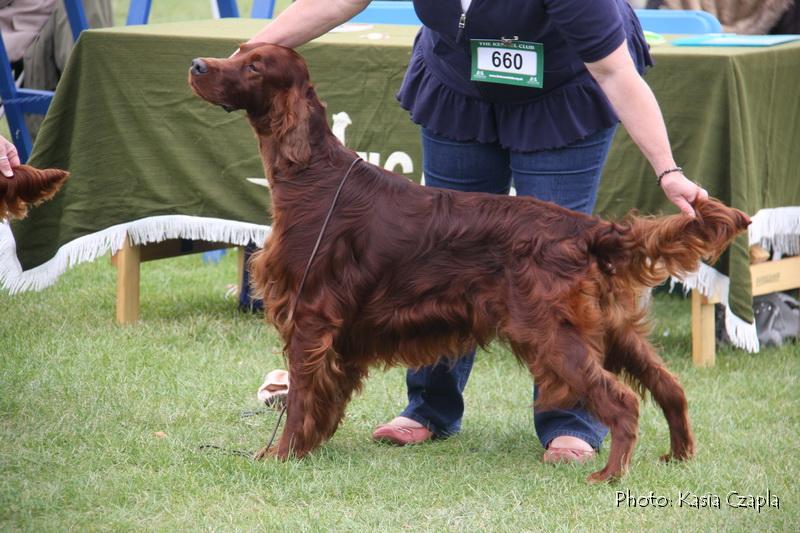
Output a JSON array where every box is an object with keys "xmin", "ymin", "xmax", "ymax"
[
  {"xmin": 590, "ymin": 198, "xmax": 751, "ymax": 287},
  {"xmin": 0, "ymin": 165, "xmax": 70, "ymax": 220}
]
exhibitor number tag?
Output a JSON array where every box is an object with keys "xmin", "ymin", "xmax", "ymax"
[{"xmin": 470, "ymin": 39, "xmax": 544, "ymax": 88}]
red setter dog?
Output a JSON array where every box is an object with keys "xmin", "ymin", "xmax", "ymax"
[
  {"xmin": 189, "ymin": 44, "xmax": 750, "ymax": 482},
  {"xmin": 1, "ymin": 165, "xmax": 69, "ymax": 220}
]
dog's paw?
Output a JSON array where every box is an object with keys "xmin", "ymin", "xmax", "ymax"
[
  {"xmin": 586, "ymin": 469, "xmax": 622, "ymax": 484},
  {"xmin": 679, "ymin": 442, "xmax": 696, "ymax": 461},
  {"xmin": 659, "ymin": 448, "xmax": 694, "ymax": 463},
  {"xmin": 253, "ymin": 445, "xmax": 278, "ymax": 461}
]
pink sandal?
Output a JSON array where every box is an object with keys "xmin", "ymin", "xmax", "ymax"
[
  {"xmin": 372, "ymin": 422, "xmax": 433, "ymax": 446},
  {"xmin": 543, "ymin": 446, "xmax": 596, "ymax": 465},
  {"xmin": 257, "ymin": 369, "xmax": 289, "ymax": 409}
]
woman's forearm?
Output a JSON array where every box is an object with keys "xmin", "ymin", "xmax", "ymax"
[
  {"xmin": 587, "ymin": 40, "xmax": 708, "ymax": 217},
  {"xmin": 586, "ymin": 41, "xmax": 676, "ymax": 176},
  {"xmin": 601, "ymin": 74, "xmax": 677, "ymax": 175},
  {"xmin": 247, "ymin": 0, "xmax": 371, "ymax": 48}
]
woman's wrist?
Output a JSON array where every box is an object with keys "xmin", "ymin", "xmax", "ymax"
[{"xmin": 656, "ymin": 166, "xmax": 683, "ymax": 187}]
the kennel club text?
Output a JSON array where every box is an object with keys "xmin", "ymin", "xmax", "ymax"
[{"xmin": 615, "ymin": 490, "xmax": 780, "ymax": 511}]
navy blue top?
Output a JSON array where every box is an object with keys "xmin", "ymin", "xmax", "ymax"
[{"xmin": 397, "ymin": 0, "xmax": 652, "ymax": 152}]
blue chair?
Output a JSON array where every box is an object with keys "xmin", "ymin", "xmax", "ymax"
[
  {"xmin": 126, "ymin": 0, "xmax": 151, "ymax": 25},
  {"xmin": 250, "ymin": 0, "xmax": 276, "ymax": 18},
  {"xmin": 127, "ymin": 0, "xmax": 276, "ymax": 25},
  {"xmin": 634, "ymin": 9, "xmax": 723, "ymax": 34},
  {"xmin": 63, "ymin": 0, "xmax": 90, "ymax": 41},
  {"xmin": 0, "ymin": 0, "xmax": 88, "ymax": 162},
  {"xmin": 349, "ymin": 1, "xmax": 420, "ymax": 25}
]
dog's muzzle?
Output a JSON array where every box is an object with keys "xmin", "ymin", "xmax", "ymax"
[{"xmin": 190, "ymin": 58, "xmax": 234, "ymax": 112}]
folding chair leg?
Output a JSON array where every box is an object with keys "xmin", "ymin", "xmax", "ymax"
[
  {"xmin": 251, "ymin": 0, "xmax": 276, "ymax": 18},
  {"xmin": 0, "ymin": 32, "xmax": 34, "ymax": 162},
  {"xmin": 126, "ymin": 0, "xmax": 153, "ymax": 25},
  {"xmin": 2, "ymin": 103, "xmax": 33, "ymax": 162},
  {"xmin": 63, "ymin": 0, "xmax": 89, "ymax": 41},
  {"xmin": 216, "ymin": 0, "xmax": 240, "ymax": 18}
]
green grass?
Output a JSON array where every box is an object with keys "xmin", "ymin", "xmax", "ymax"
[{"xmin": 1, "ymin": 253, "xmax": 798, "ymax": 531}]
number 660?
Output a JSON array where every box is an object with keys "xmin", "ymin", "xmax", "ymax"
[{"xmin": 491, "ymin": 51, "xmax": 523, "ymax": 69}]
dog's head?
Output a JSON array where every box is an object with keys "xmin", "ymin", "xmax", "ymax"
[
  {"xmin": 188, "ymin": 43, "xmax": 312, "ymax": 116},
  {"xmin": 0, "ymin": 165, "xmax": 69, "ymax": 220},
  {"xmin": 189, "ymin": 43, "xmax": 315, "ymax": 166}
]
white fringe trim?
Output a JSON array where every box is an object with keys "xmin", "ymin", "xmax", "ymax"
[
  {"xmin": 749, "ymin": 206, "xmax": 800, "ymax": 259},
  {"xmin": 675, "ymin": 264, "xmax": 760, "ymax": 353},
  {"xmin": 1, "ymin": 215, "xmax": 270, "ymax": 295},
  {"xmin": 669, "ymin": 206, "xmax": 800, "ymax": 353}
]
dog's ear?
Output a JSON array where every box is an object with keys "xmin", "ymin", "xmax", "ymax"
[
  {"xmin": 270, "ymin": 85, "xmax": 311, "ymax": 168},
  {"xmin": 0, "ymin": 165, "xmax": 69, "ymax": 220}
]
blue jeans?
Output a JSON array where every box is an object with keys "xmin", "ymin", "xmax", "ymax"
[{"xmin": 400, "ymin": 126, "xmax": 618, "ymax": 450}]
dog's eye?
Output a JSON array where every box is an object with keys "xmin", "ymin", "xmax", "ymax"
[{"xmin": 246, "ymin": 63, "xmax": 258, "ymax": 73}]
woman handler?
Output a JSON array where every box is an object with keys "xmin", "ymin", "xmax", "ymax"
[{"xmin": 245, "ymin": 0, "xmax": 707, "ymax": 464}]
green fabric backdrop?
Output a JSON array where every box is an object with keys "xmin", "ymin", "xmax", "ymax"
[{"xmin": 9, "ymin": 19, "xmax": 800, "ymax": 333}]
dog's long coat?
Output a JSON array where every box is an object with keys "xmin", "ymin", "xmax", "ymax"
[{"xmin": 189, "ymin": 44, "xmax": 750, "ymax": 482}]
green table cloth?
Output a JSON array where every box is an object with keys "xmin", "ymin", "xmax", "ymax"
[{"xmin": 2, "ymin": 19, "xmax": 799, "ymax": 352}]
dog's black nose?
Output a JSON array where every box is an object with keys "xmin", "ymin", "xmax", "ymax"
[{"xmin": 190, "ymin": 58, "xmax": 208, "ymax": 75}]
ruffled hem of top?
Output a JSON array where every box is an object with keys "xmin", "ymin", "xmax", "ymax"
[
  {"xmin": 397, "ymin": 46, "xmax": 623, "ymax": 153},
  {"xmin": 397, "ymin": 49, "xmax": 499, "ymax": 145},
  {"xmin": 396, "ymin": 5, "xmax": 653, "ymax": 153}
]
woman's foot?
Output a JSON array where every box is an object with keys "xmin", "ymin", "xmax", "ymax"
[
  {"xmin": 543, "ymin": 435, "xmax": 596, "ymax": 464},
  {"xmin": 372, "ymin": 416, "xmax": 433, "ymax": 446}
]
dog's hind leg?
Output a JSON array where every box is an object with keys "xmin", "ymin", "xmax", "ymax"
[
  {"xmin": 517, "ymin": 324, "xmax": 640, "ymax": 483},
  {"xmin": 608, "ymin": 328, "xmax": 695, "ymax": 463},
  {"xmin": 255, "ymin": 331, "xmax": 367, "ymax": 460}
]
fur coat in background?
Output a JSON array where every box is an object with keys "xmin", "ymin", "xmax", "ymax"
[
  {"xmin": 662, "ymin": 0, "xmax": 794, "ymax": 34},
  {"xmin": 0, "ymin": 0, "xmax": 57, "ymax": 62}
]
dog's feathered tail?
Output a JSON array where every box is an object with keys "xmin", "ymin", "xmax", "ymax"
[
  {"xmin": 0, "ymin": 165, "xmax": 69, "ymax": 220},
  {"xmin": 589, "ymin": 197, "xmax": 751, "ymax": 288}
]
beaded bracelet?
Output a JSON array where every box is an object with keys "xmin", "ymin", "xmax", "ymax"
[{"xmin": 657, "ymin": 166, "xmax": 683, "ymax": 186}]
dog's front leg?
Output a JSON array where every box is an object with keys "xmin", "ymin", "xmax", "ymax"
[{"xmin": 255, "ymin": 330, "xmax": 366, "ymax": 460}]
